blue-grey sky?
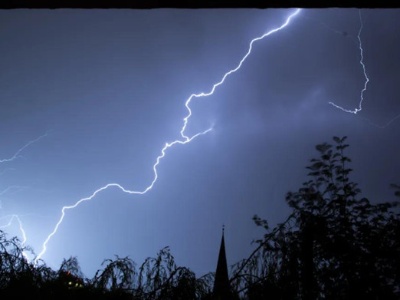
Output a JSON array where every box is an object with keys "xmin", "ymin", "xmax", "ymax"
[{"xmin": 0, "ymin": 8, "xmax": 399, "ymax": 279}]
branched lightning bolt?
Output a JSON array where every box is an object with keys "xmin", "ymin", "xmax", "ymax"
[
  {"xmin": 34, "ymin": 8, "xmax": 302, "ymax": 263},
  {"xmin": 329, "ymin": 10, "xmax": 369, "ymax": 114},
  {"xmin": 0, "ymin": 133, "xmax": 47, "ymax": 255}
]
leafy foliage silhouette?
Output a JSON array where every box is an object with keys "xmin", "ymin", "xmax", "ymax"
[
  {"xmin": 0, "ymin": 234, "xmax": 214, "ymax": 299},
  {"xmin": 230, "ymin": 136, "xmax": 400, "ymax": 299}
]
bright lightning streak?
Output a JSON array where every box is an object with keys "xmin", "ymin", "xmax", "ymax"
[
  {"xmin": 327, "ymin": 11, "xmax": 400, "ymax": 128},
  {"xmin": 0, "ymin": 214, "xmax": 27, "ymax": 245},
  {"xmin": 329, "ymin": 10, "xmax": 369, "ymax": 114},
  {"xmin": 34, "ymin": 8, "xmax": 301, "ymax": 263},
  {"xmin": 0, "ymin": 133, "xmax": 47, "ymax": 260},
  {"xmin": 35, "ymin": 129, "xmax": 211, "ymax": 262},
  {"xmin": 0, "ymin": 214, "xmax": 30, "ymax": 261},
  {"xmin": 180, "ymin": 8, "xmax": 301, "ymax": 138}
]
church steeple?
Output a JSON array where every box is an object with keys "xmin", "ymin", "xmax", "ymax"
[{"xmin": 213, "ymin": 225, "xmax": 232, "ymax": 300}]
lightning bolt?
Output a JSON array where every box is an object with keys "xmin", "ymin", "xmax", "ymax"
[
  {"xmin": 329, "ymin": 10, "xmax": 369, "ymax": 114},
  {"xmin": 0, "ymin": 214, "xmax": 27, "ymax": 245},
  {"xmin": 34, "ymin": 8, "xmax": 302, "ymax": 263},
  {"xmin": 0, "ymin": 214, "xmax": 30, "ymax": 261},
  {"xmin": 327, "ymin": 10, "xmax": 400, "ymax": 128},
  {"xmin": 0, "ymin": 132, "xmax": 48, "ymax": 164},
  {"xmin": 0, "ymin": 133, "xmax": 47, "ymax": 256}
]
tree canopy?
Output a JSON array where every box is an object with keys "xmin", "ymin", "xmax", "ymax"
[{"xmin": 230, "ymin": 136, "xmax": 400, "ymax": 299}]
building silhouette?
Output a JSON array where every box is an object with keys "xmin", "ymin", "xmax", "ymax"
[{"xmin": 212, "ymin": 226, "xmax": 233, "ymax": 300}]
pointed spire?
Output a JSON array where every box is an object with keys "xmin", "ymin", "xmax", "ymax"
[{"xmin": 213, "ymin": 225, "xmax": 232, "ymax": 300}]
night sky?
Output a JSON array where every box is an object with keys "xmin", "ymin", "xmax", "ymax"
[{"xmin": 0, "ymin": 8, "xmax": 399, "ymax": 279}]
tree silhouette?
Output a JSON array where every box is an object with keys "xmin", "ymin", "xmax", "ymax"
[
  {"xmin": 231, "ymin": 136, "xmax": 400, "ymax": 299},
  {"xmin": 90, "ymin": 246, "xmax": 214, "ymax": 299}
]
